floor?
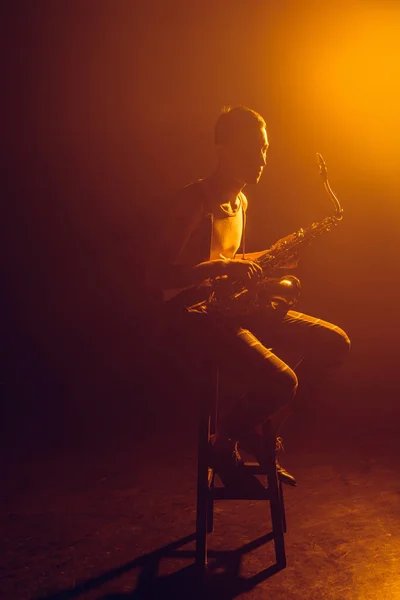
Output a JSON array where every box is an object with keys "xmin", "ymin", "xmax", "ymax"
[{"xmin": 1, "ymin": 380, "xmax": 400, "ymax": 600}]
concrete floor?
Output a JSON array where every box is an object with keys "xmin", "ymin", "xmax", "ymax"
[{"xmin": 1, "ymin": 386, "xmax": 400, "ymax": 600}]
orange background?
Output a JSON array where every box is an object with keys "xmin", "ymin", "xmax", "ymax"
[{"xmin": 3, "ymin": 1, "xmax": 400, "ymax": 437}]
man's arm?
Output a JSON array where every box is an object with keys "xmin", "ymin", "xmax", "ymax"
[
  {"xmin": 146, "ymin": 186, "xmax": 231, "ymax": 290},
  {"xmin": 146, "ymin": 186, "xmax": 263, "ymax": 292},
  {"xmin": 242, "ymin": 250, "xmax": 269, "ymax": 261},
  {"xmin": 149, "ymin": 259, "xmax": 227, "ymax": 290},
  {"xmin": 145, "ymin": 186, "xmax": 203, "ymax": 288}
]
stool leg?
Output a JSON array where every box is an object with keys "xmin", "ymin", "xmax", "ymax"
[
  {"xmin": 267, "ymin": 463, "xmax": 286, "ymax": 568},
  {"xmin": 195, "ymin": 468, "xmax": 208, "ymax": 571},
  {"xmin": 196, "ymin": 412, "xmax": 210, "ymax": 571},
  {"xmin": 279, "ymin": 480, "xmax": 287, "ymax": 534},
  {"xmin": 207, "ymin": 365, "xmax": 218, "ymax": 535},
  {"xmin": 207, "ymin": 470, "xmax": 214, "ymax": 533},
  {"xmin": 196, "ymin": 363, "xmax": 219, "ymax": 571}
]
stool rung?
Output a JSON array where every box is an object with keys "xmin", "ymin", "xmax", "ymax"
[
  {"xmin": 207, "ymin": 467, "xmax": 214, "ymax": 486},
  {"xmin": 243, "ymin": 461, "xmax": 270, "ymax": 475}
]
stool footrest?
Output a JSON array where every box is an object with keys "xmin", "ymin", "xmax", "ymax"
[
  {"xmin": 243, "ymin": 461, "xmax": 271, "ymax": 475},
  {"xmin": 207, "ymin": 467, "xmax": 214, "ymax": 486}
]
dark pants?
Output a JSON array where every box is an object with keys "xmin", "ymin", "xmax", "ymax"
[{"xmin": 173, "ymin": 304, "xmax": 351, "ymax": 440}]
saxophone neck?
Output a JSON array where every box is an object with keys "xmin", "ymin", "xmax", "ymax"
[{"xmin": 316, "ymin": 153, "xmax": 343, "ymax": 220}]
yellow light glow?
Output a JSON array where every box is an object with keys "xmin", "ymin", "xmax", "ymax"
[{"xmin": 277, "ymin": 4, "xmax": 400, "ymax": 180}]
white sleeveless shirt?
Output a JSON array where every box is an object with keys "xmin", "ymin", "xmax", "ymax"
[{"xmin": 209, "ymin": 193, "xmax": 244, "ymax": 260}]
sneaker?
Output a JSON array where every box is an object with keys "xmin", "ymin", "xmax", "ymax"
[
  {"xmin": 238, "ymin": 432, "xmax": 297, "ymax": 487},
  {"xmin": 275, "ymin": 437, "xmax": 296, "ymax": 487}
]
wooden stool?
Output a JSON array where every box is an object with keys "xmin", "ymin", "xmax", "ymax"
[{"xmin": 195, "ymin": 363, "xmax": 289, "ymax": 573}]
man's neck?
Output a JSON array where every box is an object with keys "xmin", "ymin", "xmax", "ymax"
[{"xmin": 203, "ymin": 168, "xmax": 246, "ymax": 207}]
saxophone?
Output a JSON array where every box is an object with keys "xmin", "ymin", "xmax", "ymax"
[{"xmin": 202, "ymin": 153, "xmax": 343, "ymax": 317}]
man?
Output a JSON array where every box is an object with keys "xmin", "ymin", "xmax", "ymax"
[{"xmin": 149, "ymin": 106, "xmax": 350, "ymax": 488}]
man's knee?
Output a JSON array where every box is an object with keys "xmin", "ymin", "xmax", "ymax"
[
  {"xmin": 276, "ymin": 365, "xmax": 298, "ymax": 405},
  {"xmin": 329, "ymin": 326, "xmax": 351, "ymax": 366}
]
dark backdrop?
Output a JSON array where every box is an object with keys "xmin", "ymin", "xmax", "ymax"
[{"xmin": 2, "ymin": 1, "xmax": 399, "ymax": 452}]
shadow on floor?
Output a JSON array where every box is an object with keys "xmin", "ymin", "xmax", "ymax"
[{"xmin": 35, "ymin": 532, "xmax": 284, "ymax": 600}]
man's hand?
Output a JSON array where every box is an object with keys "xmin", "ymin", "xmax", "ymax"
[{"xmin": 219, "ymin": 255, "xmax": 263, "ymax": 282}]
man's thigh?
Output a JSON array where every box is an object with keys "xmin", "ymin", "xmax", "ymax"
[
  {"xmin": 241, "ymin": 307, "xmax": 350, "ymax": 367},
  {"xmin": 176, "ymin": 310, "xmax": 292, "ymax": 387}
]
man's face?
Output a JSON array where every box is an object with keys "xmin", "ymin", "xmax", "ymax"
[{"xmin": 227, "ymin": 126, "xmax": 269, "ymax": 185}]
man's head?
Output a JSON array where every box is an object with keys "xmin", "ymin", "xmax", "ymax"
[{"xmin": 214, "ymin": 106, "xmax": 268, "ymax": 185}]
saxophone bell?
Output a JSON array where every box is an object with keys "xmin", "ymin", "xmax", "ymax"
[{"xmin": 264, "ymin": 275, "xmax": 301, "ymax": 312}]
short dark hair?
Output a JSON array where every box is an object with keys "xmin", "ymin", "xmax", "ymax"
[{"xmin": 214, "ymin": 105, "xmax": 266, "ymax": 145}]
